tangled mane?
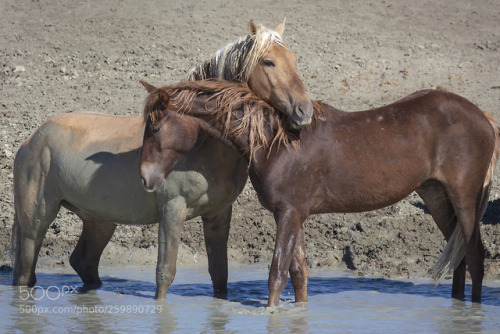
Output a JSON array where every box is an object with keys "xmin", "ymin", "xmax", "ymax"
[
  {"xmin": 143, "ymin": 80, "xmax": 299, "ymax": 161},
  {"xmin": 186, "ymin": 23, "xmax": 285, "ymax": 83}
]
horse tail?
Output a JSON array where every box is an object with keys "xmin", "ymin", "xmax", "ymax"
[
  {"xmin": 430, "ymin": 221, "xmax": 466, "ymax": 282},
  {"xmin": 482, "ymin": 111, "xmax": 499, "ymax": 189}
]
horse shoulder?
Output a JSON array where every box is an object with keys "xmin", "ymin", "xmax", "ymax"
[{"xmin": 158, "ymin": 138, "xmax": 247, "ymax": 219}]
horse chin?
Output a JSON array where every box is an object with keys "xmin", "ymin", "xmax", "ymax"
[
  {"xmin": 144, "ymin": 185, "xmax": 156, "ymax": 193},
  {"xmin": 290, "ymin": 117, "xmax": 311, "ymax": 129}
]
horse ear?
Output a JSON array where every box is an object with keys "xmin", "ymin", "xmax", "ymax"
[
  {"xmin": 248, "ymin": 19, "xmax": 258, "ymax": 37},
  {"xmin": 157, "ymin": 88, "xmax": 171, "ymax": 109},
  {"xmin": 140, "ymin": 80, "xmax": 158, "ymax": 93},
  {"xmin": 275, "ymin": 18, "xmax": 286, "ymax": 37}
]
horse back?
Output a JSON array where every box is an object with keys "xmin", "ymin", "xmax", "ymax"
[
  {"xmin": 259, "ymin": 90, "xmax": 497, "ymax": 214},
  {"xmin": 14, "ymin": 112, "xmax": 247, "ymax": 224}
]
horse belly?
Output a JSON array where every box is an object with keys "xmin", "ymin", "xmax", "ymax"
[
  {"xmin": 54, "ymin": 149, "xmax": 159, "ymax": 224},
  {"xmin": 313, "ymin": 160, "xmax": 426, "ymax": 214}
]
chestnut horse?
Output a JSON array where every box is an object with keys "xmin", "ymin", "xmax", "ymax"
[
  {"xmin": 139, "ymin": 80, "xmax": 499, "ymax": 306},
  {"xmin": 11, "ymin": 20, "xmax": 312, "ymax": 299}
]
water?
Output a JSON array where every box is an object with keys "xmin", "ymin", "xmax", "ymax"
[{"xmin": 1, "ymin": 264, "xmax": 499, "ymax": 333}]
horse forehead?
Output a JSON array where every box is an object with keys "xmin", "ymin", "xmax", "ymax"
[
  {"xmin": 161, "ymin": 116, "xmax": 195, "ymax": 138},
  {"xmin": 267, "ymin": 43, "xmax": 294, "ymax": 62}
]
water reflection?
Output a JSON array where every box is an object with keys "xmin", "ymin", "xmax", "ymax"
[
  {"xmin": 10, "ymin": 287, "xmax": 49, "ymax": 333},
  {"xmin": 155, "ymin": 303, "xmax": 178, "ymax": 334},
  {"xmin": 267, "ymin": 304, "xmax": 309, "ymax": 334},
  {"xmin": 203, "ymin": 298, "xmax": 231, "ymax": 333},
  {"xmin": 1, "ymin": 267, "xmax": 499, "ymax": 333},
  {"xmin": 434, "ymin": 299, "xmax": 485, "ymax": 334}
]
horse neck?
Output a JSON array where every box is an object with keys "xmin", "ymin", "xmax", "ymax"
[
  {"xmin": 189, "ymin": 99, "xmax": 276, "ymax": 164},
  {"xmin": 197, "ymin": 111, "xmax": 253, "ymax": 154}
]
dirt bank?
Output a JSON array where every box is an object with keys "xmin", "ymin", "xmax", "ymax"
[{"xmin": 1, "ymin": 0, "xmax": 499, "ymax": 281}]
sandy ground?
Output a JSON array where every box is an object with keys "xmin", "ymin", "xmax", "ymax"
[{"xmin": 1, "ymin": 0, "xmax": 499, "ymax": 281}]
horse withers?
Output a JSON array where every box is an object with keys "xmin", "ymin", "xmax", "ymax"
[
  {"xmin": 139, "ymin": 80, "xmax": 499, "ymax": 305},
  {"xmin": 11, "ymin": 20, "xmax": 313, "ymax": 299}
]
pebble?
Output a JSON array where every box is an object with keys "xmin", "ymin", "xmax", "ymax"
[
  {"xmin": 13, "ymin": 66, "xmax": 26, "ymax": 73},
  {"xmin": 4, "ymin": 148, "xmax": 13, "ymax": 158}
]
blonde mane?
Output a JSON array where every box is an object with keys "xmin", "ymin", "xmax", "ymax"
[
  {"xmin": 186, "ymin": 23, "xmax": 285, "ymax": 83},
  {"xmin": 143, "ymin": 80, "xmax": 298, "ymax": 161}
]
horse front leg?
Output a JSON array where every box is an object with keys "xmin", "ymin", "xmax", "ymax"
[
  {"xmin": 268, "ymin": 207, "xmax": 304, "ymax": 307},
  {"xmin": 289, "ymin": 226, "xmax": 309, "ymax": 303},
  {"xmin": 155, "ymin": 197, "xmax": 187, "ymax": 300},
  {"xmin": 202, "ymin": 205, "xmax": 232, "ymax": 298}
]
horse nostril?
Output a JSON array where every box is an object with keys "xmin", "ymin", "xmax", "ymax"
[
  {"xmin": 296, "ymin": 105, "xmax": 305, "ymax": 118},
  {"xmin": 140, "ymin": 175, "xmax": 147, "ymax": 188}
]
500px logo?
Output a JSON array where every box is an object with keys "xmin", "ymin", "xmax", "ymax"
[{"xmin": 19, "ymin": 286, "xmax": 79, "ymax": 301}]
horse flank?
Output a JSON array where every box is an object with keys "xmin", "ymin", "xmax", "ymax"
[
  {"xmin": 186, "ymin": 24, "xmax": 285, "ymax": 82},
  {"xmin": 143, "ymin": 80, "xmax": 299, "ymax": 161}
]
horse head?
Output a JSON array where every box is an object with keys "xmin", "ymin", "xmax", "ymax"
[
  {"xmin": 187, "ymin": 19, "xmax": 313, "ymax": 129},
  {"xmin": 139, "ymin": 82, "xmax": 200, "ymax": 191},
  {"xmin": 246, "ymin": 20, "xmax": 313, "ymax": 128}
]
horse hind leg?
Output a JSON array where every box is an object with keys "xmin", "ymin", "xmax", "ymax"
[
  {"xmin": 466, "ymin": 182, "xmax": 491, "ymax": 302},
  {"xmin": 12, "ymin": 179, "xmax": 60, "ymax": 287},
  {"xmin": 416, "ymin": 180, "xmax": 466, "ymax": 300},
  {"xmin": 69, "ymin": 212, "xmax": 116, "ymax": 286},
  {"xmin": 432, "ymin": 180, "xmax": 487, "ymax": 303}
]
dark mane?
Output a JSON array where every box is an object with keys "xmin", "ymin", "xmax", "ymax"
[{"xmin": 143, "ymin": 80, "xmax": 299, "ymax": 159}]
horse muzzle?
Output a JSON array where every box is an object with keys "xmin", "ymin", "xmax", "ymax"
[
  {"xmin": 290, "ymin": 101, "xmax": 313, "ymax": 129},
  {"xmin": 140, "ymin": 163, "xmax": 166, "ymax": 192}
]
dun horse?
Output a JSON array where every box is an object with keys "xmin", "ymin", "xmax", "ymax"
[
  {"xmin": 140, "ymin": 80, "xmax": 499, "ymax": 305},
  {"xmin": 11, "ymin": 20, "xmax": 312, "ymax": 299}
]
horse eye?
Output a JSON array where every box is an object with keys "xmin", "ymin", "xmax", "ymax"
[
  {"xmin": 263, "ymin": 59, "xmax": 275, "ymax": 67},
  {"xmin": 152, "ymin": 126, "xmax": 160, "ymax": 134}
]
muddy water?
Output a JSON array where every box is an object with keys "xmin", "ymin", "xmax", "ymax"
[{"xmin": 1, "ymin": 264, "xmax": 499, "ymax": 333}]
